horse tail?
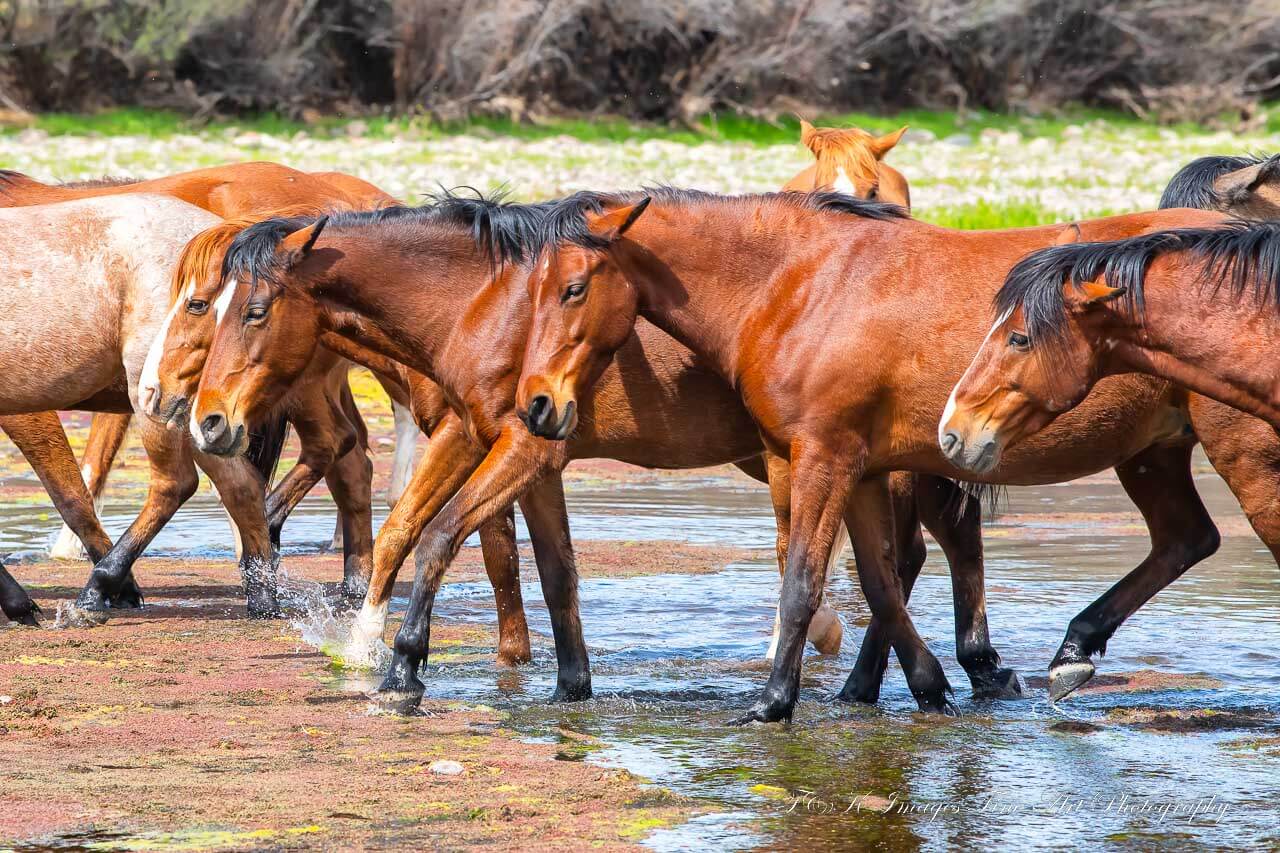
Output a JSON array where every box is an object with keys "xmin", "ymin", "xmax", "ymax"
[{"xmin": 245, "ymin": 412, "xmax": 290, "ymax": 489}]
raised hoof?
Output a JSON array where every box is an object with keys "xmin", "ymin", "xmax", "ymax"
[
  {"xmin": 1048, "ymin": 659, "xmax": 1096, "ymax": 703},
  {"xmin": 808, "ymin": 608, "xmax": 844, "ymax": 655},
  {"xmin": 971, "ymin": 667, "xmax": 1024, "ymax": 700}
]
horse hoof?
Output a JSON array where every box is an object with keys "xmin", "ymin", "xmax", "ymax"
[
  {"xmin": 550, "ymin": 680, "xmax": 592, "ymax": 703},
  {"xmin": 972, "ymin": 667, "xmax": 1024, "ymax": 700},
  {"xmin": 109, "ymin": 579, "xmax": 145, "ymax": 610},
  {"xmin": 727, "ymin": 699, "xmax": 792, "ymax": 726},
  {"xmin": 368, "ymin": 680, "xmax": 425, "ymax": 716},
  {"xmin": 836, "ymin": 677, "xmax": 881, "ymax": 706},
  {"xmin": 1048, "ymin": 660, "xmax": 1096, "ymax": 703},
  {"xmin": 811, "ymin": 620, "xmax": 843, "ymax": 656},
  {"xmin": 341, "ymin": 578, "xmax": 370, "ymax": 602},
  {"xmin": 9, "ymin": 601, "xmax": 41, "ymax": 627},
  {"xmin": 914, "ymin": 687, "xmax": 960, "ymax": 716},
  {"xmin": 55, "ymin": 602, "xmax": 110, "ymax": 629}
]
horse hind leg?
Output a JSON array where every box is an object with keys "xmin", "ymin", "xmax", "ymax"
[
  {"xmin": 50, "ymin": 413, "xmax": 129, "ymax": 560},
  {"xmin": 388, "ymin": 400, "xmax": 420, "ymax": 508},
  {"xmin": 0, "ymin": 412, "xmax": 113, "ymax": 564},
  {"xmin": 1048, "ymin": 441, "xmax": 1219, "ymax": 702}
]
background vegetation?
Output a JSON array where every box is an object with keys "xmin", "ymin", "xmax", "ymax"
[{"xmin": 1, "ymin": 0, "xmax": 1277, "ymax": 127}]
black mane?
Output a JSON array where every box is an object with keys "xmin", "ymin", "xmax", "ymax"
[
  {"xmin": 221, "ymin": 186, "xmax": 908, "ymax": 287},
  {"xmin": 1159, "ymin": 153, "xmax": 1280, "ymax": 211},
  {"xmin": 536, "ymin": 186, "xmax": 907, "ymax": 255},
  {"xmin": 996, "ymin": 220, "xmax": 1280, "ymax": 350}
]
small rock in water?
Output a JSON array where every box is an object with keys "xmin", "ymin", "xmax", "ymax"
[{"xmin": 428, "ymin": 760, "xmax": 465, "ymax": 776}]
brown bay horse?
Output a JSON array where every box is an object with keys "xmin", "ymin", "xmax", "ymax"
[
  {"xmin": 942, "ymin": 221, "xmax": 1280, "ymax": 469},
  {"xmin": 182, "ymin": 198, "xmax": 1024, "ymax": 714},
  {"xmin": 510, "ymin": 189, "xmax": 1280, "ymax": 718},
  {"xmin": 1160, "ymin": 153, "xmax": 1280, "ymax": 220},
  {"xmin": 0, "ymin": 164, "xmax": 396, "ymax": 573}
]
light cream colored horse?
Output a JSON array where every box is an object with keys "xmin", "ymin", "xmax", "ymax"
[{"xmin": 0, "ymin": 194, "xmax": 281, "ymax": 619}]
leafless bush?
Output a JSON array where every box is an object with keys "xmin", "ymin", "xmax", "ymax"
[{"xmin": 0, "ymin": 0, "xmax": 1276, "ymax": 124}]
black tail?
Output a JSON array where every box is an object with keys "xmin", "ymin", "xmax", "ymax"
[{"xmin": 244, "ymin": 413, "xmax": 290, "ymax": 488}]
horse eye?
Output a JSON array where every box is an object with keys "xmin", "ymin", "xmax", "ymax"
[
  {"xmin": 867, "ymin": 187, "xmax": 879, "ymax": 200},
  {"xmin": 186, "ymin": 299, "xmax": 209, "ymax": 315},
  {"xmin": 561, "ymin": 282, "xmax": 587, "ymax": 304},
  {"xmin": 244, "ymin": 305, "xmax": 269, "ymax": 323},
  {"xmin": 1008, "ymin": 331, "xmax": 1031, "ymax": 350}
]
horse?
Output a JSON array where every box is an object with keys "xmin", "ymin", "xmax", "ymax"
[
  {"xmin": 0, "ymin": 194, "xmax": 287, "ymax": 620},
  {"xmin": 1160, "ymin": 153, "xmax": 1280, "ymax": 220},
  {"xmin": 783, "ymin": 120, "xmax": 910, "ymax": 207},
  {"xmin": 0, "ymin": 164, "xmax": 410, "ymax": 574},
  {"xmin": 508, "ymin": 188, "xmax": 1280, "ymax": 719},
  {"xmin": 941, "ymin": 221, "xmax": 1280, "ymax": 474},
  {"xmin": 179, "ymin": 196, "xmax": 1032, "ymax": 716}
]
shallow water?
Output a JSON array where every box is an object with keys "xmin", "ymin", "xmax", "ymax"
[{"xmin": 7, "ymin": 461, "xmax": 1280, "ymax": 849}]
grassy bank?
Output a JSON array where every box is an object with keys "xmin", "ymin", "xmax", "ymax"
[{"xmin": 3, "ymin": 107, "xmax": 1279, "ymax": 229}]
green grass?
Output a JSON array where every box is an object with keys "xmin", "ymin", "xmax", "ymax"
[
  {"xmin": 918, "ymin": 199, "xmax": 1117, "ymax": 230},
  {"xmin": 11, "ymin": 103, "xmax": 1264, "ymax": 145}
]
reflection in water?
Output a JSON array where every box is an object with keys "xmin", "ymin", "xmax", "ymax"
[{"xmin": 5, "ymin": 459, "xmax": 1280, "ymax": 848}]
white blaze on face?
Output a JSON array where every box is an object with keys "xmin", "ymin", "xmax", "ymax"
[
  {"xmin": 213, "ymin": 278, "xmax": 238, "ymax": 323},
  {"xmin": 138, "ymin": 277, "xmax": 197, "ymax": 413},
  {"xmin": 939, "ymin": 306, "xmax": 1015, "ymax": 445},
  {"xmin": 832, "ymin": 166, "xmax": 858, "ymax": 196}
]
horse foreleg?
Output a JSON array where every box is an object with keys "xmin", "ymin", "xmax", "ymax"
[
  {"xmin": 49, "ymin": 412, "xmax": 130, "ymax": 560},
  {"xmin": 0, "ymin": 412, "xmax": 113, "ymax": 563},
  {"xmin": 740, "ymin": 453, "xmax": 843, "ymax": 659},
  {"xmin": 734, "ymin": 438, "xmax": 863, "ymax": 723},
  {"xmin": 518, "ymin": 472, "xmax": 589, "ymax": 699},
  {"xmin": 74, "ymin": 421, "xmax": 199, "ymax": 617},
  {"xmin": 370, "ymin": 425, "xmax": 559, "ymax": 714},
  {"xmin": 324, "ymin": 385, "xmax": 375, "ymax": 599},
  {"xmin": 195, "ymin": 451, "xmax": 279, "ymax": 619},
  {"xmin": 1048, "ymin": 441, "xmax": 1219, "ymax": 702},
  {"xmin": 346, "ymin": 414, "xmax": 485, "ymax": 665}
]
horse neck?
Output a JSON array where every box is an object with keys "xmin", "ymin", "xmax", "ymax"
[
  {"xmin": 1107, "ymin": 258, "xmax": 1280, "ymax": 422},
  {"xmin": 309, "ymin": 228, "xmax": 493, "ymax": 382},
  {"xmin": 620, "ymin": 203, "xmax": 800, "ymax": 379}
]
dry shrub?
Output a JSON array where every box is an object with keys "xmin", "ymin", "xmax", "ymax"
[{"xmin": 0, "ymin": 0, "xmax": 1276, "ymax": 123}]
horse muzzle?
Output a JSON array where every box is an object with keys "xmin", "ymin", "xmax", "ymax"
[
  {"xmin": 939, "ymin": 426, "xmax": 1003, "ymax": 475},
  {"xmin": 190, "ymin": 410, "xmax": 247, "ymax": 457},
  {"xmin": 519, "ymin": 394, "xmax": 577, "ymax": 441}
]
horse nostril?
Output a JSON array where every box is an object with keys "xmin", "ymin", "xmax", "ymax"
[
  {"xmin": 527, "ymin": 394, "xmax": 553, "ymax": 430},
  {"xmin": 941, "ymin": 430, "xmax": 960, "ymax": 455},
  {"xmin": 200, "ymin": 412, "xmax": 226, "ymax": 440}
]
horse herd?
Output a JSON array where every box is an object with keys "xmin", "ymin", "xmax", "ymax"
[{"xmin": 2, "ymin": 123, "xmax": 1280, "ymax": 725}]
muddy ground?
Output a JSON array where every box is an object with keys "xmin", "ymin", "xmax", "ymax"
[{"xmin": 0, "ymin": 544, "xmax": 752, "ymax": 851}]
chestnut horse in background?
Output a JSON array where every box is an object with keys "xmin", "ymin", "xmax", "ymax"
[
  {"xmin": 783, "ymin": 120, "xmax": 910, "ymax": 206},
  {"xmin": 511, "ymin": 189, "xmax": 1280, "ymax": 718},
  {"xmin": 1160, "ymin": 153, "xmax": 1280, "ymax": 219},
  {"xmin": 0, "ymin": 163, "xmax": 401, "ymax": 568},
  {"xmin": 943, "ymin": 221, "xmax": 1280, "ymax": 471}
]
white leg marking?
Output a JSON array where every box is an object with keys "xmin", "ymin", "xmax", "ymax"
[
  {"xmin": 388, "ymin": 401, "xmax": 419, "ymax": 507},
  {"xmin": 345, "ymin": 598, "xmax": 391, "ymax": 667}
]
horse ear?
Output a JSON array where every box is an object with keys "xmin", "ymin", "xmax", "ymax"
[
  {"xmin": 279, "ymin": 216, "xmax": 328, "ymax": 267},
  {"xmin": 1054, "ymin": 222, "xmax": 1084, "ymax": 245},
  {"xmin": 871, "ymin": 126, "xmax": 908, "ymax": 158},
  {"xmin": 1070, "ymin": 279, "xmax": 1128, "ymax": 307},
  {"xmin": 798, "ymin": 118, "xmax": 820, "ymax": 152},
  {"xmin": 585, "ymin": 198, "xmax": 651, "ymax": 243}
]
